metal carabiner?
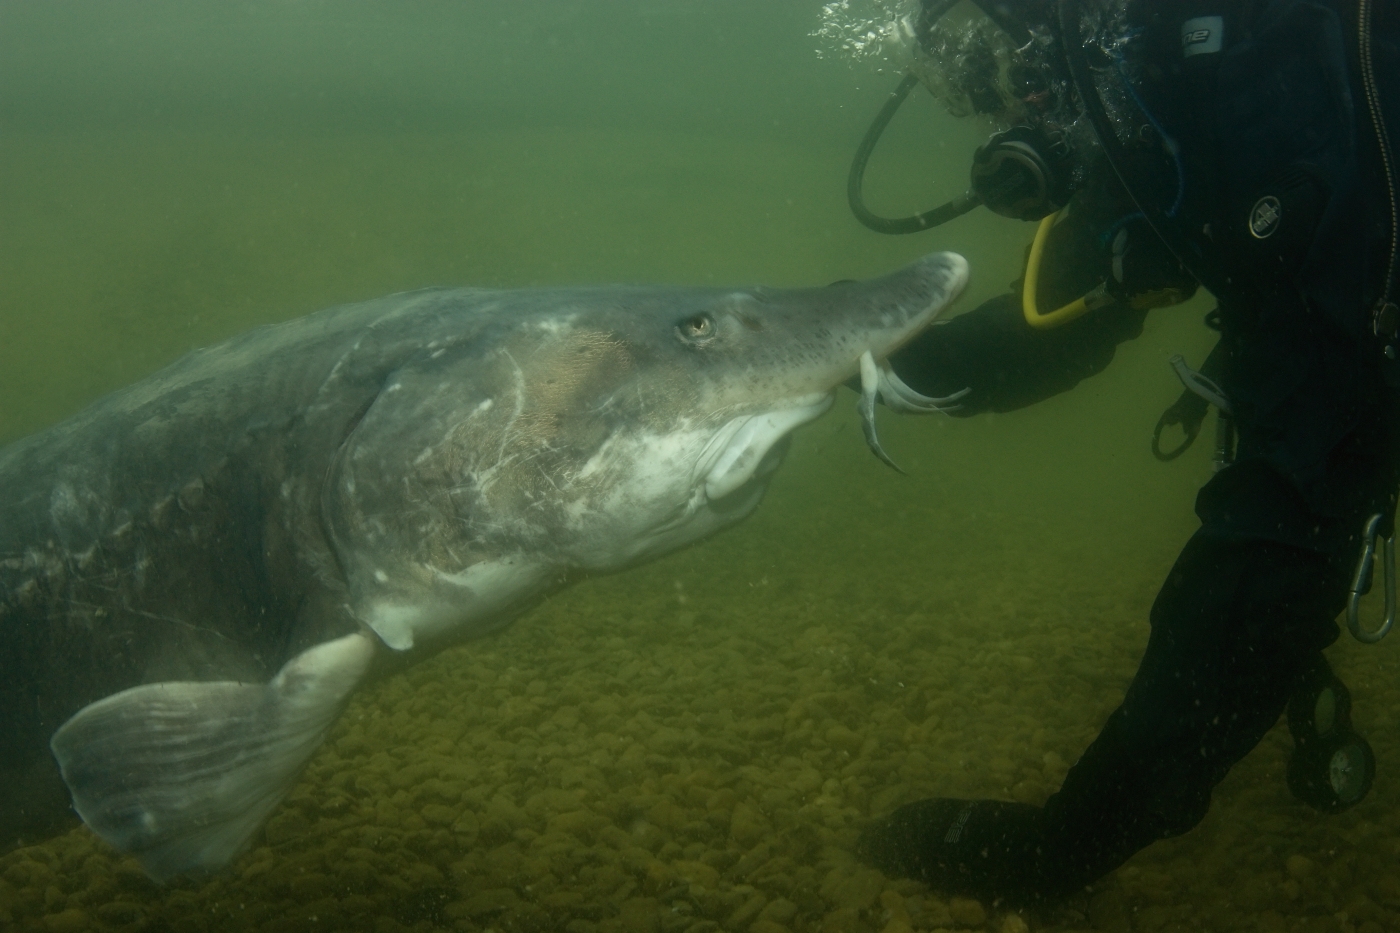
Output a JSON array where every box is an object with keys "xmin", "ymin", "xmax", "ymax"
[
  {"xmin": 1168, "ymin": 354, "xmax": 1232, "ymax": 413},
  {"xmin": 1165, "ymin": 354, "xmax": 1235, "ymax": 472},
  {"xmin": 1347, "ymin": 512, "xmax": 1397, "ymax": 644}
]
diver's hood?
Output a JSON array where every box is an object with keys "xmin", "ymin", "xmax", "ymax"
[
  {"xmin": 913, "ymin": 0, "xmax": 1070, "ymax": 121},
  {"xmin": 962, "ymin": 0, "xmax": 1052, "ymax": 48}
]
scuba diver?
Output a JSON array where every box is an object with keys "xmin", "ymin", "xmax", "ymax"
[{"xmin": 848, "ymin": 0, "xmax": 1400, "ymax": 907}]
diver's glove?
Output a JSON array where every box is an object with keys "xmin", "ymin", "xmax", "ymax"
[{"xmin": 857, "ymin": 798, "xmax": 1055, "ymax": 906}]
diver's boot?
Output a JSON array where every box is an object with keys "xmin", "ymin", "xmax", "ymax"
[
  {"xmin": 1286, "ymin": 659, "xmax": 1375, "ymax": 812},
  {"xmin": 857, "ymin": 798, "xmax": 1047, "ymax": 905}
]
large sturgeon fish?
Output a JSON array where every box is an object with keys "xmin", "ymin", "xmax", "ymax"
[{"xmin": 0, "ymin": 252, "xmax": 967, "ymax": 880}]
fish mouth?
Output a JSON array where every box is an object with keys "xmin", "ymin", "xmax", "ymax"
[
  {"xmin": 693, "ymin": 251, "xmax": 970, "ymax": 495},
  {"xmin": 850, "ymin": 251, "xmax": 971, "ymax": 471},
  {"xmin": 697, "ymin": 393, "xmax": 834, "ymax": 501}
]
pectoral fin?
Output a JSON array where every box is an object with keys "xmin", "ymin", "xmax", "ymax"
[{"xmin": 50, "ymin": 632, "xmax": 375, "ymax": 881}]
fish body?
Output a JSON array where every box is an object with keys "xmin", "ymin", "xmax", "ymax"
[{"xmin": 0, "ymin": 253, "xmax": 968, "ymax": 878}]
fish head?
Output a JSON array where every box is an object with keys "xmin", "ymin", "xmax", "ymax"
[{"xmin": 325, "ymin": 252, "xmax": 968, "ymax": 650}]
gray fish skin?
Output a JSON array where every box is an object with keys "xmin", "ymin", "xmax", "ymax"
[{"xmin": 0, "ymin": 252, "xmax": 967, "ymax": 876}]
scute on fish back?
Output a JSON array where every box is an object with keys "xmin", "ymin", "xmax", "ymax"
[{"xmin": 0, "ymin": 252, "xmax": 968, "ymax": 879}]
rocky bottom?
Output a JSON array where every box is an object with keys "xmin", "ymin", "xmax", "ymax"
[{"xmin": 2, "ymin": 471, "xmax": 1398, "ymax": 933}]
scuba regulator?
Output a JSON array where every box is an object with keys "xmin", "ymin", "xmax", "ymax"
[
  {"xmin": 846, "ymin": 0, "xmax": 1195, "ymax": 331},
  {"xmin": 846, "ymin": 0, "xmax": 1078, "ymax": 235}
]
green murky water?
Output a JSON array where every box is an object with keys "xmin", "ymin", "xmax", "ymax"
[{"xmin": 2, "ymin": 3, "xmax": 1398, "ymax": 932}]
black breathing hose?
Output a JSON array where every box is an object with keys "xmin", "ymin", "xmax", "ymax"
[{"xmin": 846, "ymin": 72, "xmax": 982, "ymax": 234}]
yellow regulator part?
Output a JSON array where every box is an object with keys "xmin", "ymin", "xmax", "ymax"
[{"xmin": 1022, "ymin": 210, "xmax": 1114, "ymax": 329}]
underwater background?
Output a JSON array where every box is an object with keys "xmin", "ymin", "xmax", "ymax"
[{"xmin": 1, "ymin": 2, "xmax": 1397, "ymax": 931}]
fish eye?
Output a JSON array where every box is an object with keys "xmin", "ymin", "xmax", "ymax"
[{"xmin": 677, "ymin": 314, "xmax": 715, "ymax": 342}]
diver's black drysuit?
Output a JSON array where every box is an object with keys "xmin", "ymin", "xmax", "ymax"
[{"xmin": 860, "ymin": 0, "xmax": 1400, "ymax": 905}]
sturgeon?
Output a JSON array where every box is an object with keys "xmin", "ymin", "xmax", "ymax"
[{"xmin": 0, "ymin": 252, "xmax": 968, "ymax": 879}]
